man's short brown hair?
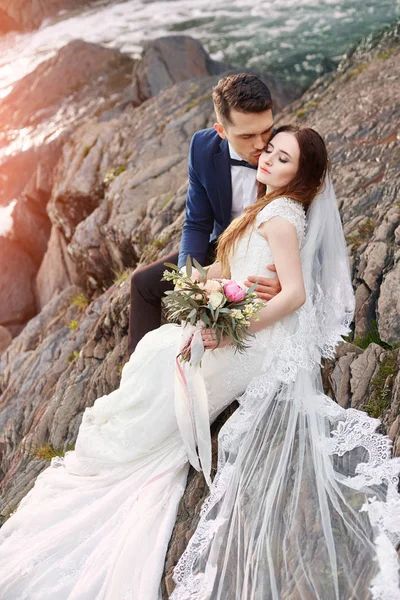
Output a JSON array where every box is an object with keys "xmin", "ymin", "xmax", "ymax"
[{"xmin": 212, "ymin": 73, "xmax": 272, "ymax": 126}]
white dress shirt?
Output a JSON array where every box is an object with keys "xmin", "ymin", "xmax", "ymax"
[{"xmin": 228, "ymin": 142, "xmax": 258, "ymax": 221}]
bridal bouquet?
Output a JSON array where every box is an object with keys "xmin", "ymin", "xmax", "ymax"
[
  {"xmin": 162, "ymin": 257, "xmax": 264, "ymax": 486},
  {"xmin": 162, "ymin": 257, "xmax": 264, "ymax": 362}
]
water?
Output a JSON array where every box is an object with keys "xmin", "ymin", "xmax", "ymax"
[
  {"xmin": 0, "ymin": 0, "xmax": 399, "ymax": 97},
  {"xmin": 0, "ymin": 0, "xmax": 399, "ymax": 233}
]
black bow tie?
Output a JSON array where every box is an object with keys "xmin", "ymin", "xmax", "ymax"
[{"xmin": 230, "ymin": 158, "xmax": 258, "ymax": 170}]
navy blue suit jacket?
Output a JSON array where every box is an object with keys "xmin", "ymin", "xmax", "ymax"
[{"xmin": 178, "ymin": 128, "xmax": 232, "ymax": 268}]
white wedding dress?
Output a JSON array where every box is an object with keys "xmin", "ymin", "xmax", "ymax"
[{"xmin": 0, "ymin": 197, "xmax": 399, "ymax": 600}]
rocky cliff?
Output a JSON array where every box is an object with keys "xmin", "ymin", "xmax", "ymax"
[
  {"xmin": 0, "ymin": 39, "xmax": 136, "ymax": 336},
  {"xmin": 0, "ymin": 21, "xmax": 399, "ymax": 597}
]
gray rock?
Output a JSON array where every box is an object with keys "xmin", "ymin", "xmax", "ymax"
[
  {"xmin": 354, "ymin": 283, "xmax": 374, "ymax": 341},
  {"xmin": 349, "ymin": 343, "xmax": 386, "ymax": 410},
  {"xmin": 6, "ymin": 146, "xmax": 58, "ymax": 266},
  {"xmin": 22, "ymin": 146, "xmax": 57, "ymax": 210},
  {"xmin": 125, "ymin": 36, "xmax": 300, "ymax": 114},
  {"xmin": 47, "ymin": 119, "xmax": 112, "ymax": 242},
  {"xmin": 0, "ymin": 40, "xmax": 135, "ymax": 213},
  {"xmin": 358, "ymin": 241, "xmax": 387, "ymax": 293},
  {"xmin": 0, "ymin": 237, "xmax": 37, "ymax": 334},
  {"xmin": 330, "ymin": 351, "xmax": 360, "ymax": 409},
  {"xmin": 0, "ymin": 147, "xmax": 44, "ymax": 207},
  {"xmin": 128, "ymin": 36, "xmax": 228, "ymax": 105},
  {"xmin": 0, "ymin": 40, "xmax": 135, "ymax": 130},
  {"xmin": 11, "ymin": 196, "xmax": 51, "ymax": 266},
  {"xmin": 35, "ymin": 226, "xmax": 81, "ymax": 311},
  {"xmin": 377, "ymin": 255, "xmax": 400, "ymax": 345},
  {"xmin": 388, "ymin": 356, "xmax": 400, "ymax": 457},
  {"xmin": 0, "ymin": 326, "xmax": 12, "ymax": 355}
]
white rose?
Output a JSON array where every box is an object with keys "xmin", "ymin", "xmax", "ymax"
[{"xmin": 209, "ymin": 291, "xmax": 224, "ymax": 310}]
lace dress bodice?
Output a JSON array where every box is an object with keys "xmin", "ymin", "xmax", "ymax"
[{"xmin": 229, "ymin": 197, "xmax": 306, "ymax": 282}]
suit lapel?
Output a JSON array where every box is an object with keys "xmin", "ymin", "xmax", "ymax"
[{"xmin": 213, "ymin": 138, "xmax": 232, "ymax": 227}]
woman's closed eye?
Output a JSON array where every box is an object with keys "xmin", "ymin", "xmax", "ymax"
[{"xmin": 264, "ymin": 147, "xmax": 289, "ymax": 164}]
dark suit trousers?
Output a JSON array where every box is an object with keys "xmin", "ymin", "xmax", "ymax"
[
  {"xmin": 127, "ymin": 243, "xmax": 217, "ymax": 357},
  {"xmin": 127, "ymin": 251, "xmax": 178, "ymax": 357}
]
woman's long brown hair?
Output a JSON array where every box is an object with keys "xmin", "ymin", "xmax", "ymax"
[{"xmin": 216, "ymin": 125, "xmax": 328, "ymax": 276}]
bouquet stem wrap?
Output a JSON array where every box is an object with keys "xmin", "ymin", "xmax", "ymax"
[{"xmin": 175, "ymin": 325, "xmax": 212, "ymax": 486}]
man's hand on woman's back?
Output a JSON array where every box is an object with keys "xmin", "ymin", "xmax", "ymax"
[{"xmin": 244, "ymin": 264, "xmax": 281, "ymax": 301}]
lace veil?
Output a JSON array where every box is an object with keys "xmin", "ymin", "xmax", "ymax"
[
  {"xmin": 301, "ymin": 175, "xmax": 355, "ymax": 358},
  {"xmin": 171, "ymin": 176, "xmax": 400, "ymax": 600}
]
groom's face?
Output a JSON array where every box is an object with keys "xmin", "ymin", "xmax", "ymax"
[{"xmin": 214, "ymin": 109, "xmax": 274, "ymax": 166}]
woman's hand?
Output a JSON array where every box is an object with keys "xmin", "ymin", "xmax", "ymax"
[{"xmin": 201, "ymin": 328, "xmax": 232, "ymax": 350}]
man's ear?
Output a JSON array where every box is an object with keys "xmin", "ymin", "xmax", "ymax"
[{"xmin": 213, "ymin": 122, "xmax": 227, "ymax": 139}]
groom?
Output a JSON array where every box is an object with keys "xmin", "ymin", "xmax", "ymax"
[{"xmin": 128, "ymin": 73, "xmax": 280, "ymax": 356}]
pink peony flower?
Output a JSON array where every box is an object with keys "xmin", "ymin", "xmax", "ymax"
[{"xmin": 224, "ymin": 280, "xmax": 246, "ymax": 302}]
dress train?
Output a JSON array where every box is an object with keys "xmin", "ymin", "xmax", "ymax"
[{"xmin": 0, "ymin": 324, "xmax": 266, "ymax": 599}]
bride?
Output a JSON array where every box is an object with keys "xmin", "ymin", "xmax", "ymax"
[{"xmin": 0, "ymin": 126, "xmax": 399, "ymax": 600}]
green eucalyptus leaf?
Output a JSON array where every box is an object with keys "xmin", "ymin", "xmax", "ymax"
[
  {"xmin": 207, "ymin": 303, "xmax": 215, "ymax": 319},
  {"xmin": 187, "ymin": 298, "xmax": 198, "ymax": 309},
  {"xmin": 185, "ymin": 255, "xmax": 192, "ymax": 278},
  {"xmin": 201, "ymin": 313, "xmax": 211, "ymax": 326},
  {"xmin": 247, "ymin": 282, "xmax": 258, "ymax": 294},
  {"xmin": 164, "ymin": 262, "xmax": 180, "ymax": 271},
  {"xmin": 192, "ymin": 258, "xmax": 208, "ymax": 280}
]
